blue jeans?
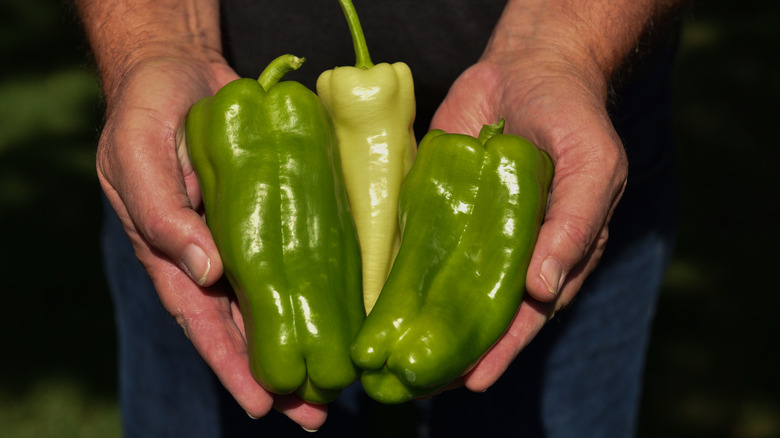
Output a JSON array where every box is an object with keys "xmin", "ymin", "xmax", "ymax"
[{"xmin": 100, "ymin": 36, "xmax": 678, "ymax": 438}]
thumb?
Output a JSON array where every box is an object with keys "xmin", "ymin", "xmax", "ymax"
[
  {"xmin": 97, "ymin": 108, "xmax": 224, "ymax": 287},
  {"xmin": 523, "ymin": 122, "xmax": 627, "ymax": 310},
  {"xmin": 138, "ymin": 199, "xmax": 222, "ymax": 288}
]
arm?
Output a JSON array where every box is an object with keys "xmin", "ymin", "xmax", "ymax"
[
  {"xmin": 430, "ymin": 0, "xmax": 684, "ymax": 391},
  {"xmin": 75, "ymin": 0, "xmax": 327, "ymax": 429}
]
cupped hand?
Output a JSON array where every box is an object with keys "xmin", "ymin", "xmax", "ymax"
[
  {"xmin": 96, "ymin": 56, "xmax": 328, "ymax": 430},
  {"xmin": 430, "ymin": 50, "xmax": 628, "ymax": 392}
]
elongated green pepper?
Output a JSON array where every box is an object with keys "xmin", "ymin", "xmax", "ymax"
[
  {"xmin": 185, "ymin": 55, "xmax": 364, "ymax": 404},
  {"xmin": 351, "ymin": 119, "xmax": 554, "ymax": 404},
  {"xmin": 317, "ymin": 0, "xmax": 417, "ymax": 314}
]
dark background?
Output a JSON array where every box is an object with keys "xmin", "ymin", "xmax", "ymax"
[{"xmin": 0, "ymin": 0, "xmax": 777, "ymax": 436}]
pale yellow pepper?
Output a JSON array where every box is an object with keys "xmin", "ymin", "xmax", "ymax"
[{"xmin": 317, "ymin": 0, "xmax": 416, "ymax": 313}]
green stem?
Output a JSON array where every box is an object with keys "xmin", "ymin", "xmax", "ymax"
[
  {"xmin": 257, "ymin": 54, "xmax": 306, "ymax": 91},
  {"xmin": 338, "ymin": 0, "xmax": 374, "ymax": 69},
  {"xmin": 478, "ymin": 118, "xmax": 506, "ymax": 144}
]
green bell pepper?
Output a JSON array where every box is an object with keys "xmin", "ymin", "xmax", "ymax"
[
  {"xmin": 185, "ymin": 54, "xmax": 364, "ymax": 404},
  {"xmin": 351, "ymin": 119, "xmax": 554, "ymax": 404}
]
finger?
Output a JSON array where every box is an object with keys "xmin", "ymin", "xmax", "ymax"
[
  {"xmin": 551, "ymin": 224, "xmax": 610, "ymax": 312},
  {"xmin": 462, "ymin": 298, "xmax": 552, "ymax": 393},
  {"xmin": 274, "ymin": 396, "xmax": 329, "ymax": 432},
  {"xmin": 524, "ymin": 120, "xmax": 627, "ymax": 304},
  {"xmin": 97, "ymin": 106, "xmax": 224, "ymax": 287},
  {"xmin": 142, "ymin": 259, "xmax": 272, "ymax": 419},
  {"xmin": 153, "ymin": 262, "xmax": 329, "ymax": 429}
]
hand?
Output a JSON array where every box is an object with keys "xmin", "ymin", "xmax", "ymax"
[
  {"xmin": 96, "ymin": 55, "xmax": 328, "ymax": 430},
  {"xmin": 430, "ymin": 44, "xmax": 628, "ymax": 392}
]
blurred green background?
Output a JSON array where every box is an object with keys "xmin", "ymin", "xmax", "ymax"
[{"xmin": 0, "ymin": 0, "xmax": 777, "ymax": 437}]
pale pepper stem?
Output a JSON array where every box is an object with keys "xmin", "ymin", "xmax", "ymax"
[
  {"xmin": 338, "ymin": 0, "xmax": 374, "ymax": 69},
  {"xmin": 257, "ymin": 54, "xmax": 306, "ymax": 91}
]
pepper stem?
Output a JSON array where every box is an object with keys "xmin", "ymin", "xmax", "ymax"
[
  {"xmin": 338, "ymin": 0, "xmax": 374, "ymax": 69},
  {"xmin": 478, "ymin": 118, "xmax": 506, "ymax": 144},
  {"xmin": 257, "ymin": 54, "xmax": 305, "ymax": 91}
]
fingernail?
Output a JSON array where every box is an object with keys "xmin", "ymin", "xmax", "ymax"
[
  {"xmin": 182, "ymin": 244, "xmax": 210, "ymax": 286},
  {"xmin": 302, "ymin": 426, "xmax": 319, "ymax": 433},
  {"xmin": 540, "ymin": 258, "xmax": 563, "ymax": 296},
  {"xmin": 246, "ymin": 411, "xmax": 259, "ymax": 420}
]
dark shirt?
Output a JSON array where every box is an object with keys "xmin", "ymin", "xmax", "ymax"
[
  {"xmin": 221, "ymin": 0, "xmax": 507, "ymax": 137},
  {"xmin": 220, "ymin": 0, "xmax": 679, "ymax": 240}
]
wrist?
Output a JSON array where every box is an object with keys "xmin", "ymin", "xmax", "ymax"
[
  {"xmin": 103, "ymin": 53, "xmax": 232, "ymax": 110},
  {"xmin": 76, "ymin": 0, "xmax": 225, "ymax": 103},
  {"xmin": 481, "ymin": 0, "xmax": 665, "ymax": 100}
]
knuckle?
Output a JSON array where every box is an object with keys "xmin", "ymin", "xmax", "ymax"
[
  {"xmin": 174, "ymin": 313, "xmax": 192, "ymax": 340},
  {"xmin": 95, "ymin": 129, "xmax": 115, "ymax": 182},
  {"xmin": 560, "ymin": 214, "xmax": 599, "ymax": 256},
  {"xmin": 142, "ymin": 209, "xmax": 178, "ymax": 247},
  {"xmin": 595, "ymin": 226, "xmax": 610, "ymax": 248},
  {"xmin": 604, "ymin": 142, "xmax": 629, "ymax": 183}
]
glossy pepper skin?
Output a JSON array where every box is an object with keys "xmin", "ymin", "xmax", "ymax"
[
  {"xmin": 185, "ymin": 55, "xmax": 364, "ymax": 404},
  {"xmin": 317, "ymin": 0, "xmax": 417, "ymax": 314},
  {"xmin": 351, "ymin": 120, "xmax": 554, "ymax": 404}
]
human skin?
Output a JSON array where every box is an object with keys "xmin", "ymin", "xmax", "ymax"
[{"xmin": 75, "ymin": 0, "xmax": 682, "ymax": 430}]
